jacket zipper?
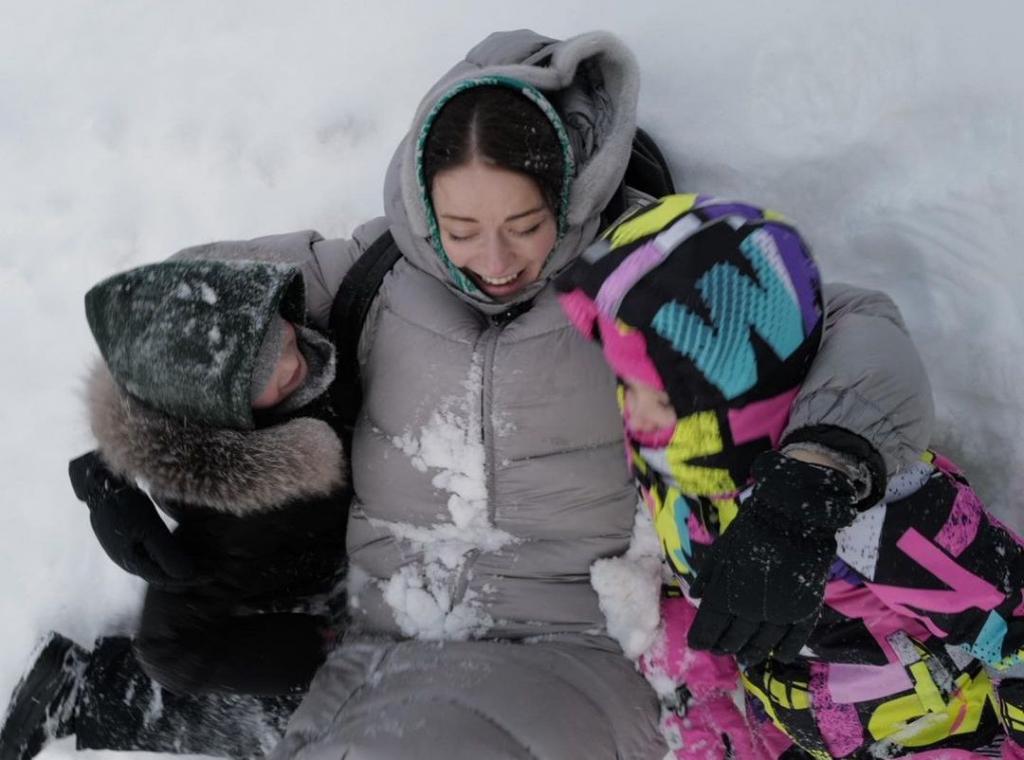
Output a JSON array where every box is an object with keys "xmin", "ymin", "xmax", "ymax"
[{"xmin": 451, "ymin": 324, "xmax": 501, "ymax": 607}]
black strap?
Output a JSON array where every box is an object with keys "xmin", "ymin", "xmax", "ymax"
[
  {"xmin": 626, "ymin": 127, "xmax": 676, "ymax": 198},
  {"xmin": 329, "ymin": 230, "xmax": 402, "ymax": 454},
  {"xmin": 601, "ymin": 127, "xmax": 677, "ymax": 228}
]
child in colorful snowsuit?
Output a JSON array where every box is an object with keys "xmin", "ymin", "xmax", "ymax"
[
  {"xmin": 0, "ymin": 255, "xmax": 349, "ymax": 760},
  {"xmin": 557, "ymin": 194, "xmax": 1024, "ymax": 758}
]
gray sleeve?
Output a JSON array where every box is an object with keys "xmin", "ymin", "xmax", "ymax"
[
  {"xmin": 167, "ymin": 217, "xmax": 391, "ymax": 331},
  {"xmin": 302, "ymin": 217, "xmax": 391, "ymax": 330},
  {"xmin": 168, "ymin": 229, "xmax": 327, "ymax": 265},
  {"xmin": 783, "ymin": 282, "xmax": 935, "ymax": 478}
]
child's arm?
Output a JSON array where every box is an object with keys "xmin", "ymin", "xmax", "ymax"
[
  {"xmin": 687, "ymin": 451, "xmax": 864, "ymax": 663},
  {"xmin": 68, "ymin": 451, "xmax": 200, "ymax": 589},
  {"xmin": 688, "ymin": 284, "xmax": 933, "ymax": 663}
]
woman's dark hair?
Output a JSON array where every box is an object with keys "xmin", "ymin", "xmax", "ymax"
[{"xmin": 422, "ymin": 86, "xmax": 565, "ymax": 213}]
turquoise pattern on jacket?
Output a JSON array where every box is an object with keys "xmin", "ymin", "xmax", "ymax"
[
  {"xmin": 649, "ymin": 227, "xmax": 805, "ymax": 400},
  {"xmin": 665, "ymin": 488, "xmax": 694, "ymax": 571},
  {"xmin": 968, "ymin": 610, "xmax": 1010, "ymax": 665}
]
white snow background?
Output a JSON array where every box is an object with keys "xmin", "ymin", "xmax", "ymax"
[{"xmin": 1, "ymin": 1, "xmax": 1022, "ymax": 756}]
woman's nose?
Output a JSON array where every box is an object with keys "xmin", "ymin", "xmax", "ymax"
[{"xmin": 478, "ymin": 233, "xmax": 515, "ymax": 272}]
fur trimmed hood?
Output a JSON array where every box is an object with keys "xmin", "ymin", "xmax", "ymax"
[{"xmin": 87, "ymin": 362, "xmax": 346, "ymax": 516}]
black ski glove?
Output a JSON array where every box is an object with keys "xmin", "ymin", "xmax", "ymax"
[
  {"xmin": 69, "ymin": 451, "xmax": 199, "ymax": 588},
  {"xmin": 687, "ymin": 450, "xmax": 862, "ymax": 664}
]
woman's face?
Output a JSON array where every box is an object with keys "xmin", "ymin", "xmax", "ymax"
[{"xmin": 431, "ymin": 160, "xmax": 557, "ymax": 300}]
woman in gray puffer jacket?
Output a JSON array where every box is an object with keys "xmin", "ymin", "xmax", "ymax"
[{"xmin": 255, "ymin": 29, "xmax": 935, "ymax": 760}]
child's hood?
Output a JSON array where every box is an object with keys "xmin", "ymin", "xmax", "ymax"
[
  {"xmin": 83, "ymin": 257, "xmax": 346, "ymax": 515},
  {"xmin": 85, "ymin": 258, "xmax": 306, "ymax": 430},
  {"xmin": 558, "ymin": 194, "xmax": 825, "ymax": 497},
  {"xmin": 558, "ymin": 194, "xmax": 824, "ymax": 417}
]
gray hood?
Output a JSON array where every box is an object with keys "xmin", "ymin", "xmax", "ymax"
[{"xmin": 383, "ymin": 29, "xmax": 640, "ymax": 316}]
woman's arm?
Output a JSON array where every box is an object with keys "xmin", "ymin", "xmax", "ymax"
[
  {"xmin": 783, "ymin": 282, "xmax": 935, "ymax": 491},
  {"xmin": 165, "ymin": 216, "xmax": 391, "ymax": 330},
  {"xmin": 301, "ymin": 217, "xmax": 390, "ymax": 330}
]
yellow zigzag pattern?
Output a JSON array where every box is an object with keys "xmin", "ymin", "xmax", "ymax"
[
  {"xmin": 743, "ymin": 659, "xmax": 997, "ymax": 755},
  {"xmin": 665, "ymin": 411, "xmax": 736, "ymax": 497},
  {"xmin": 866, "ymin": 668, "xmax": 994, "ymax": 748},
  {"xmin": 606, "ymin": 194, "xmax": 699, "ymax": 250}
]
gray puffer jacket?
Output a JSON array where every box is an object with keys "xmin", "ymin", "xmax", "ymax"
[{"xmin": 179, "ymin": 29, "xmax": 933, "ymax": 760}]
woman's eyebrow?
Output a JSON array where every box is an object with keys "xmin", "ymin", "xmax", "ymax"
[
  {"xmin": 439, "ymin": 206, "xmax": 546, "ymax": 223},
  {"xmin": 506, "ymin": 206, "xmax": 546, "ymax": 222}
]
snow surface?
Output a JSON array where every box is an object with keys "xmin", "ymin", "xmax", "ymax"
[{"xmin": 2, "ymin": 2, "xmax": 1022, "ymax": 757}]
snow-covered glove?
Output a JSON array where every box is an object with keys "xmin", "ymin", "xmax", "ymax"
[
  {"xmin": 69, "ymin": 451, "xmax": 199, "ymax": 588},
  {"xmin": 687, "ymin": 451, "xmax": 862, "ymax": 664}
]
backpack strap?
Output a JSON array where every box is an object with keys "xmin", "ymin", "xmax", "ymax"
[
  {"xmin": 626, "ymin": 127, "xmax": 676, "ymax": 198},
  {"xmin": 601, "ymin": 127, "xmax": 677, "ymax": 228},
  {"xmin": 329, "ymin": 229, "xmax": 401, "ymax": 455}
]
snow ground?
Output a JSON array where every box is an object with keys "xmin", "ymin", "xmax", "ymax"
[{"xmin": 1, "ymin": 1, "xmax": 1021, "ymax": 757}]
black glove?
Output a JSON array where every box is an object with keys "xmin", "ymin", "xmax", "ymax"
[
  {"xmin": 687, "ymin": 451, "xmax": 862, "ymax": 664},
  {"xmin": 69, "ymin": 451, "xmax": 199, "ymax": 588}
]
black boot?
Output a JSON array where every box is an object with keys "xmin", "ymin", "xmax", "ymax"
[
  {"xmin": 3, "ymin": 634, "xmax": 300, "ymax": 759},
  {"xmin": 77, "ymin": 636, "xmax": 300, "ymax": 757},
  {"xmin": 0, "ymin": 632, "xmax": 88, "ymax": 760}
]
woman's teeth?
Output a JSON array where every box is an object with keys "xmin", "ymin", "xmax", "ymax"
[{"xmin": 478, "ymin": 271, "xmax": 520, "ymax": 286}]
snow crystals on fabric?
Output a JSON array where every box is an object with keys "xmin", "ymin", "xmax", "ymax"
[
  {"xmin": 590, "ymin": 502, "xmax": 664, "ymax": 659},
  {"xmin": 143, "ymin": 681, "xmax": 164, "ymax": 727},
  {"xmin": 381, "ymin": 357, "xmax": 515, "ymax": 641},
  {"xmin": 382, "ymin": 565, "xmax": 491, "ymax": 642}
]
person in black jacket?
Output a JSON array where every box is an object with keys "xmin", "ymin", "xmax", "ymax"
[{"xmin": 0, "ymin": 258, "xmax": 350, "ymax": 760}]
